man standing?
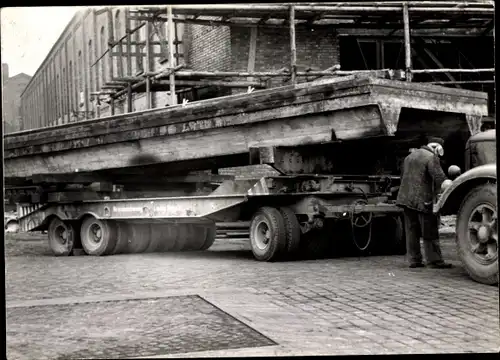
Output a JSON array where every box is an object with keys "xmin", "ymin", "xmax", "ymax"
[{"xmin": 396, "ymin": 136, "xmax": 453, "ymax": 269}]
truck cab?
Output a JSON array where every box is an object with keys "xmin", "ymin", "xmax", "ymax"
[{"xmin": 434, "ymin": 128, "xmax": 497, "ymax": 285}]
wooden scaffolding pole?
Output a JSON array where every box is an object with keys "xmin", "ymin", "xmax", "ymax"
[
  {"xmin": 145, "ymin": 19, "xmax": 152, "ymax": 109},
  {"xmin": 107, "ymin": 8, "xmax": 116, "ymax": 115},
  {"xmin": 167, "ymin": 6, "xmax": 177, "ymax": 105},
  {"xmin": 125, "ymin": 9, "xmax": 132, "ymax": 76},
  {"xmin": 289, "ymin": 5, "xmax": 297, "ymax": 85},
  {"xmin": 403, "ymin": 3, "xmax": 412, "ymax": 82}
]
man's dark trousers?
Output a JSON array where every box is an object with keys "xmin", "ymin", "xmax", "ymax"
[{"xmin": 403, "ymin": 207, "xmax": 444, "ymax": 265}]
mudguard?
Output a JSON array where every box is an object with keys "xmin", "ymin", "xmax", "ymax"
[{"xmin": 434, "ymin": 164, "xmax": 497, "ymax": 214}]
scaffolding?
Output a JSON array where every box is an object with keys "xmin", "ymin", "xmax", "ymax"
[{"xmin": 90, "ymin": 2, "xmax": 495, "ymax": 115}]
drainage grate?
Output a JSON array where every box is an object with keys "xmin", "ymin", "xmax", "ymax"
[{"xmin": 6, "ymin": 295, "xmax": 276, "ymax": 360}]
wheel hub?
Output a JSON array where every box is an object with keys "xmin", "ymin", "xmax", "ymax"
[
  {"xmin": 90, "ymin": 224, "xmax": 103, "ymax": 243},
  {"xmin": 56, "ymin": 226, "xmax": 68, "ymax": 245},
  {"xmin": 468, "ymin": 203, "xmax": 498, "ymax": 262},
  {"xmin": 254, "ymin": 220, "xmax": 271, "ymax": 250},
  {"xmin": 477, "ymin": 225, "xmax": 491, "ymax": 244}
]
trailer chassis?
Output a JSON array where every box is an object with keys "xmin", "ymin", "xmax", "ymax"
[{"xmin": 9, "ymin": 172, "xmax": 405, "ymax": 261}]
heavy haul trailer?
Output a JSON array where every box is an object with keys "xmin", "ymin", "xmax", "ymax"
[{"xmin": 3, "ymin": 75, "xmax": 489, "ymax": 261}]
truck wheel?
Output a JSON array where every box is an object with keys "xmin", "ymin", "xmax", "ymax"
[
  {"xmin": 250, "ymin": 207, "xmax": 287, "ymax": 261},
  {"xmin": 279, "ymin": 207, "xmax": 301, "ymax": 258},
  {"xmin": 456, "ymin": 183, "xmax": 498, "ymax": 285},
  {"xmin": 200, "ymin": 223, "xmax": 216, "ymax": 250},
  {"xmin": 80, "ymin": 217, "xmax": 117, "ymax": 256},
  {"xmin": 372, "ymin": 215, "xmax": 406, "ymax": 255},
  {"xmin": 48, "ymin": 218, "xmax": 77, "ymax": 256}
]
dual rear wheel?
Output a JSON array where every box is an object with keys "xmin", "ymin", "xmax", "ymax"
[
  {"xmin": 249, "ymin": 206, "xmax": 405, "ymax": 261},
  {"xmin": 47, "ymin": 216, "xmax": 217, "ymax": 256}
]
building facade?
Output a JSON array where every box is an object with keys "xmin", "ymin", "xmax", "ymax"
[{"xmin": 2, "ymin": 63, "xmax": 32, "ymax": 133}]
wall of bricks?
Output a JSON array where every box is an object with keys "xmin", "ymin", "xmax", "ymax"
[
  {"xmin": 230, "ymin": 26, "xmax": 340, "ymax": 94},
  {"xmin": 185, "ymin": 21, "xmax": 232, "ymax": 71}
]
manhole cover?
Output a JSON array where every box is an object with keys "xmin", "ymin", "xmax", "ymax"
[{"xmin": 6, "ymin": 295, "xmax": 276, "ymax": 360}]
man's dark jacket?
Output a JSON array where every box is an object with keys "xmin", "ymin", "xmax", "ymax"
[{"xmin": 396, "ymin": 146, "xmax": 448, "ymax": 213}]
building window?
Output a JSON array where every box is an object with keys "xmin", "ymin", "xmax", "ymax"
[
  {"xmin": 100, "ymin": 26, "xmax": 107, "ymax": 82},
  {"xmin": 88, "ymin": 40, "xmax": 94, "ymax": 92},
  {"xmin": 78, "ymin": 50, "xmax": 83, "ymax": 108},
  {"xmin": 56, "ymin": 74, "xmax": 60, "ymax": 119},
  {"xmin": 69, "ymin": 61, "xmax": 73, "ymax": 116},
  {"xmin": 62, "ymin": 67, "xmax": 67, "ymax": 121},
  {"xmin": 134, "ymin": 20, "xmax": 144, "ymax": 74},
  {"xmin": 115, "ymin": 10, "xmax": 123, "ymax": 77},
  {"xmin": 115, "ymin": 10, "xmax": 121, "ymax": 38}
]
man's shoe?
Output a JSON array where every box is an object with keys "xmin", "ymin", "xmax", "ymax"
[
  {"xmin": 428, "ymin": 261, "xmax": 453, "ymax": 269},
  {"xmin": 409, "ymin": 263, "xmax": 425, "ymax": 268}
]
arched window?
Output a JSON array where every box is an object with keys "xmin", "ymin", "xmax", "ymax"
[
  {"xmin": 115, "ymin": 10, "xmax": 121, "ymax": 38},
  {"xmin": 100, "ymin": 26, "xmax": 107, "ymax": 82},
  {"xmin": 69, "ymin": 61, "xmax": 73, "ymax": 115},
  {"xmin": 115, "ymin": 10, "xmax": 123, "ymax": 77},
  {"xmin": 134, "ymin": 20, "xmax": 143, "ymax": 73},
  {"xmin": 78, "ymin": 50, "xmax": 83, "ymax": 108},
  {"xmin": 56, "ymin": 73, "xmax": 60, "ymax": 119},
  {"xmin": 88, "ymin": 40, "xmax": 94, "ymax": 92}
]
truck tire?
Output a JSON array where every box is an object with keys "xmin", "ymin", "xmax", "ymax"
[
  {"xmin": 80, "ymin": 217, "xmax": 117, "ymax": 256},
  {"xmin": 48, "ymin": 218, "xmax": 77, "ymax": 256},
  {"xmin": 250, "ymin": 207, "xmax": 287, "ymax": 261},
  {"xmin": 279, "ymin": 207, "xmax": 301, "ymax": 258},
  {"xmin": 200, "ymin": 223, "xmax": 216, "ymax": 250},
  {"xmin": 456, "ymin": 183, "xmax": 498, "ymax": 285},
  {"xmin": 371, "ymin": 215, "xmax": 406, "ymax": 255}
]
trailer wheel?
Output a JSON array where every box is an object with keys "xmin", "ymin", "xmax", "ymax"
[
  {"xmin": 200, "ymin": 223, "xmax": 216, "ymax": 250},
  {"xmin": 80, "ymin": 217, "xmax": 117, "ymax": 256},
  {"xmin": 279, "ymin": 207, "xmax": 301, "ymax": 257},
  {"xmin": 48, "ymin": 218, "xmax": 77, "ymax": 256},
  {"xmin": 456, "ymin": 183, "xmax": 498, "ymax": 285},
  {"xmin": 250, "ymin": 207, "xmax": 287, "ymax": 261}
]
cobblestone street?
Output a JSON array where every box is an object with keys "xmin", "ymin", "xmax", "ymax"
[{"xmin": 5, "ymin": 227, "xmax": 500, "ymax": 358}]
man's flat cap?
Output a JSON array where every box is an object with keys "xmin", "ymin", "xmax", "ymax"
[{"xmin": 428, "ymin": 136, "xmax": 445, "ymax": 146}]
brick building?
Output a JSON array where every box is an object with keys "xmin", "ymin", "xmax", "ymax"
[{"xmin": 2, "ymin": 63, "xmax": 32, "ymax": 134}]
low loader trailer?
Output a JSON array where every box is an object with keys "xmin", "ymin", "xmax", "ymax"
[{"xmin": 4, "ymin": 75, "xmax": 495, "ymax": 281}]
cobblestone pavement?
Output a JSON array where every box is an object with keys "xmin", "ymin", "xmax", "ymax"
[{"xmin": 5, "ymin": 227, "xmax": 499, "ymax": 358}]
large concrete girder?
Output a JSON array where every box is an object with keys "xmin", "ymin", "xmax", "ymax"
[{"xmin": 4, "ymin": 76, "xmax": 488, "ymax": 180}]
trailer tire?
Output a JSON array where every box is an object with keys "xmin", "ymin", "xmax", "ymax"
[
  {"xmin": 80, "ymin": 217, "xmax": 117, "ymax": 256},
  {"xmin": 250, "ymin": 207, "xmax": 287, "ymax": 261},
  {"xmin": 456, "ymin": 183, "xmax": 498, "ymax": 285},
  {"xmin": 48, "ymin": 218, "xmax": 77, "ymax": 256},
  {"xmin": 279, "ymin": 207, "xmax": 301, "ymax": 257},
  {"xmin": 126, "ymin": 223, "xmax": 152, "ymax": 254},
  {"xmin": 200, "ymin": 223, "xmax": 217, "ymax": 250}
]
